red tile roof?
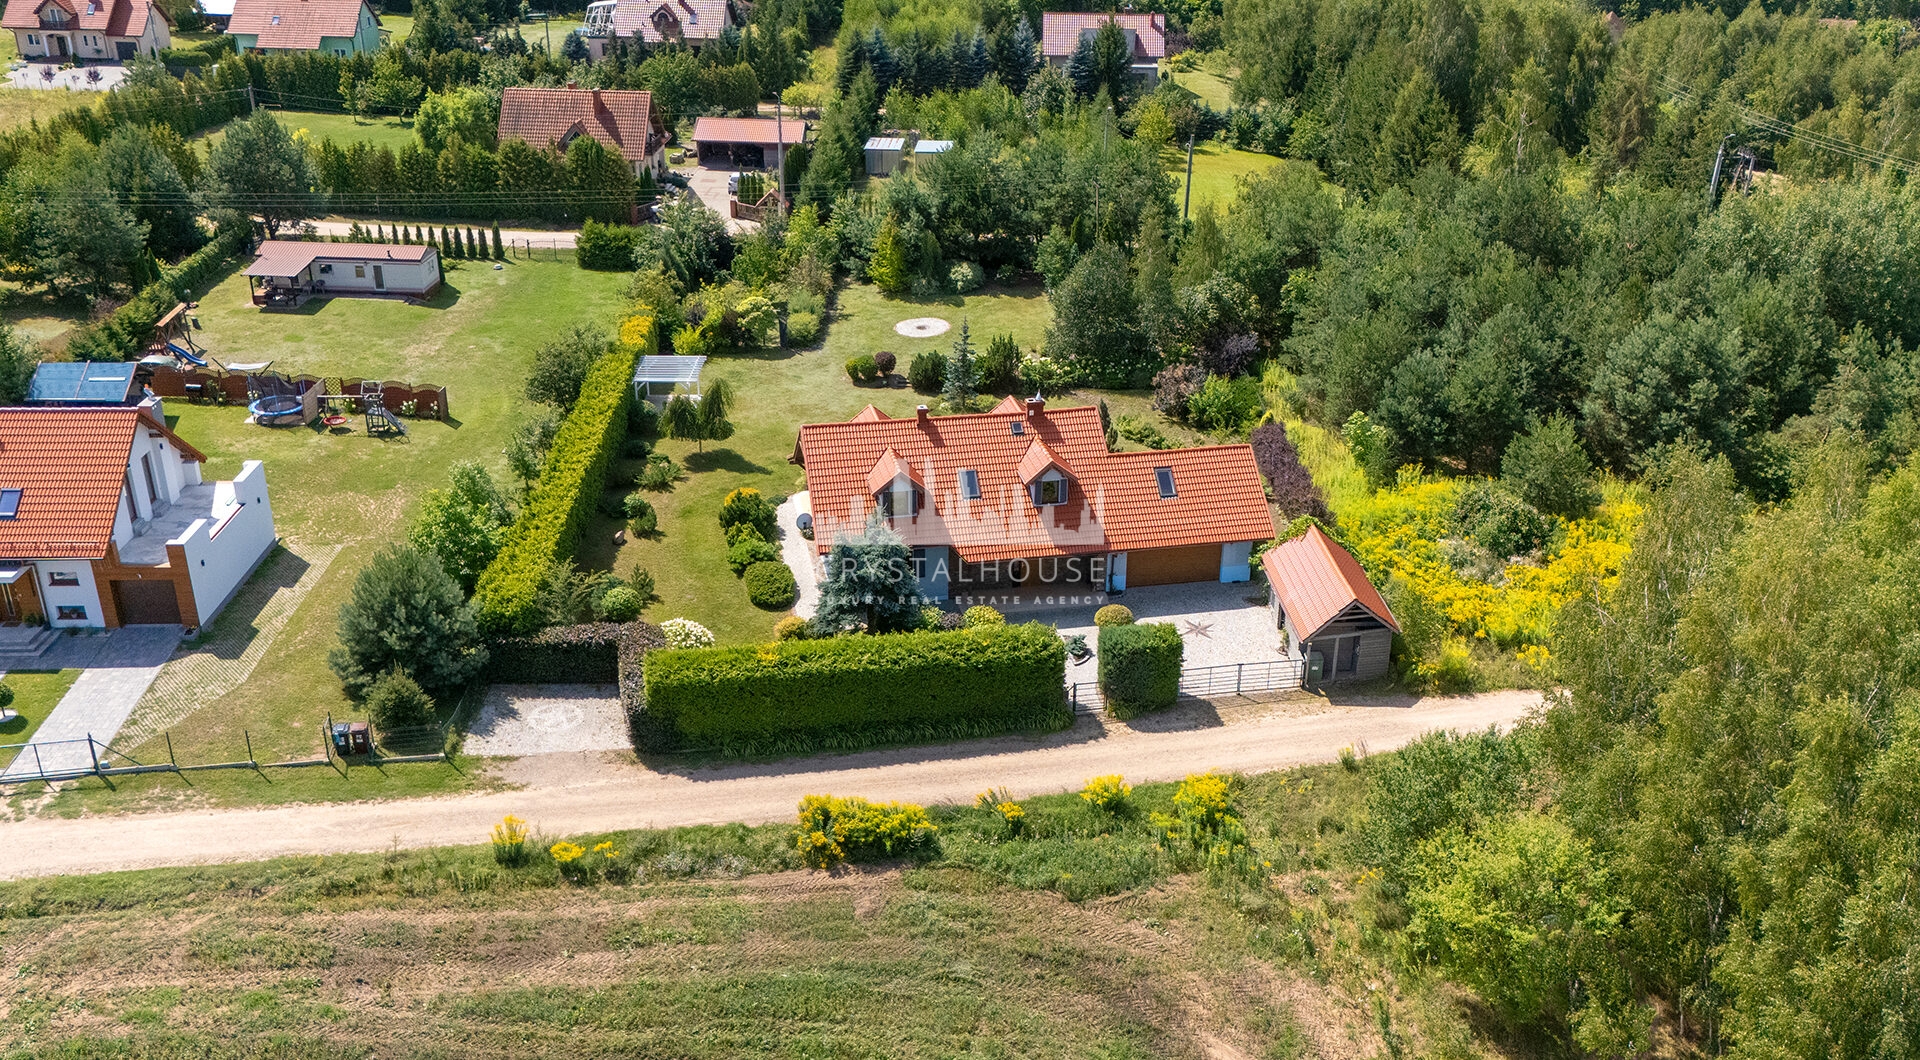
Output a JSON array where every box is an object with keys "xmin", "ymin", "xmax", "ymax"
[
  {"xmin": 3, "ymin": 0, "xmax": 166, "ymax": 35},
  {"xmin": 498, "ymin": 87, "xmax": 664, "ymax": 165},
  {"xmin": 1260, "ymin": 525, "xmax": 1399, "ymax": 639},
  {"xmin": 227, "ymin": 0, "xmax": 368, "ymax": 49},
  {"xmin": 692, "ymin": 116, "xmax": 807, "ymax": 147},
  {"xmin": 0, "ymin": 407, "xmax": 205, "ymax": 560},
  {"xmin": 795, "ymin": 402, "xmax": 1273, "ymax": 564},
  {"xmin": 1040, "ymin": 12, "xmax": 1166, "ymax": 60},
  {"xmin": 243, "ymin": 241, "xmax": 434, "ymax": 278},
  {"xmin": 611, "ymin": 0, "xmax": 735, "ymax": 44},
  {"xmin": 850, "ymin": 404, "xmax": 890, "ymax": 422},
  {"xmin": 865, "ymin": 447, "xmax": 922, "ymax": 495},
  {"xmin": 1016, "ymin": 437, "xmax": 1072, "ymax": 484}
]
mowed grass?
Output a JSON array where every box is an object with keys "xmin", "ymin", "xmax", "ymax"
[
  {"xmin": 197, "ymin": 107, "xmax": 421, "ymax": 152},
  {"xmin": 1176, "ymin": 140, "xmax": 1281, "ymax": 216},
  {"xmin": 0, "ymin": 670, "xmax": 82, "ymax": 763},
  {"xmin": 0, "ymin": 281, "xmax": 89, "ymax": 352},
  {"xmin": 611, "ymin": 281, "xmax": 1055, "ymax": 644},
  {"xmin": 1168, "ymin": 68, "xmax": 1236, "ymax": 110},
  {"xmin": 34, "ymin": 258, "xmax": 632, "ymax": 815},
  {"xmin": 0, "ymin": 764, "xmax": 1405, "ymax": 1059}
]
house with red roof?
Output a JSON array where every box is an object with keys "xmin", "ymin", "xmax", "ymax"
[
  {"xmin": 3, "ymin": 0, "xmax": 169, "ymax": 63},
  {"xmin": 498, "ymin": 86, "xmax": 668, "ymax": 179},
  {"xmin": 0, "ymin": 407, "xmax": 277, "ymax": 632},
  {"xmin": 1260, "ymin": 524, "xmax": 1399, "ymax": 684},
  {"xmin": 599, "ymin": 0, "xmax": 740, "ymax": 47},
  {"xmin": 226, "ymin": 0, "xmax": 379, "ymax": 55},
  {"xmin": 792, "ymin": 397, "xmax": 1274, "ymax": 605},
  {"xmin": 1040, "ymin": 12, "xmax": 1166, "ymax": 86},
  {"xmin": 243, "ymin": 241, "xmax": 442, "ymax": 307}
]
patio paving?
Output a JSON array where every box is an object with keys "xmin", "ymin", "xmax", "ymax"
[
  {"xmin": 6, "ymin": 62, "xmax": 128, "ymax": 91},
  {"xmin": 464, "ymin": 684, "xmax": 628, "ymax": 756},
  {"xmin": 0, "ymin": 625, "xmax": 183, "ymax": 780},
  {"xmin": 1020, "ymin": 581, "xmax": 1284, "ymax": 676}
]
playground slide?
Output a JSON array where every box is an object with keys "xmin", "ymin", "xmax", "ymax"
[
  {"xmin": 377, "ymin": 408, "xmax": 408, "ymax": 435},
  {"xmin": 166, "ymin": 342, "xmax": 208, "ymax": 368}
]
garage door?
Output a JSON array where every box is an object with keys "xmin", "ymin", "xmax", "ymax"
[
  {"xmin": 112, "ymin": 580, "xmax": 182, "ymax": 625},
  {"xmin": 1126, "ymin": 544, "xmax": 1221, "ymax": 587}
]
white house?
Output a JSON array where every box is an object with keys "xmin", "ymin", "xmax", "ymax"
[
  {"xmin": 244, "ymin": 241, "xmax": 443, "ymax": 307},
  {"xmin": 2, "ymin": 0, "xmax": 171, "ymax": 62},
  {"xmin": 0, "ymin": 407, "xmax": 277, "ymax": 630}
]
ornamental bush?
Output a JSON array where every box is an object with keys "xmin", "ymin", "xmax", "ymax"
[
  {"xmin": 1093, "ymin": 604, "xmax": 1134, "ymax": 627},
  {"xmin": 718, "ymin": 487, "xmax": 779, "ymax": 542},
  {"xmin": 909, "ymin": 350, "xmax": 947, "ymax": 393},
  {"xmin": 949, "ymin": 260, "xmax": 984, "ymax": 293},
  {"xmin": 624, "ymin": 494, "xmax": 657, "ymax": 535},
  {"xmin": 873, "ymin": 350, "xmax": 897, "ymax": 375},
  {"xmin": 660, "ymin": 618, "xmax": 714, "ymax": 649},
  {"xmin": 472, "ymin": 317, "xmax": 652, "ymax": 633},
  {"xmin": 796, "ymin": 794, "xmax": 939, "ymax": 868},
  {"xmin": 1097, "ymin": 622, "xmax": 1184, "ymax": 719},
  {"xmin": 600, "ymin": 586, "xmax": 643, "ymax": 621},
  {"xmin": 744, "ymin": 561, "xmax": 798, "ymax": 609},
  {"xmin": 641, "ymin": 623, "xmax": 1068, "ymax": 750},
  {"xmin": 773, "ymin": 615, "xmax": 813, "ymax": 640},
  {"xmin": 365, "ymin": 669, "xmax": 436, "ymax": 729},
  {"xmin": 727, "ymin": 537, "xmax": 781, "ymax": 574},
  {"xmin": 845, "ymin": 353, "xmax": 879, "ymax": 382},
  {"xmin": 786, "ymin": 311, "xmax": 821, "ymax": 346},
  {"xmin": 963, "ymin": 605, "xmax": 1005, "ymax": 627}
]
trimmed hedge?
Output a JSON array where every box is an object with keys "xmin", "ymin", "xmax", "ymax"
[
  {"xmin": 66, "ymin": 223, "xmax": 250, "ymax": 362},
  {"xmin": 576, "ymin": 219, "xmax": 644, "ymax": 270},
  {"xmin": 483, "ymin": 622, "xmax": 631, "ymax": 683},
  {"xmin": 617, "ymin": 621, "xmax": 670, "ymax": 750},
  {"xmin": 639, "ymin": 623, "xmax": 1068, "ymax": 752},
  {"xmin": 744, "ymin": 561, "xmax": 797, "ymax": 610},
  {"xmin": 472, "ymin": 315, "xmax": 654, "ymax": 633},
  {"xmin": 1098, "ymin": 622, "xmax": 1184, "ymax": 719}
]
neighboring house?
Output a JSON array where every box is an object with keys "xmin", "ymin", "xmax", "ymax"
[
  {"xmin": 1039, "ymin": 11, "xmax": 1166, "ymax": 85},
  {"xmin": 243, "ymin": 241, "xmax": 443, "ymax": 306},
  {"xmin": 3, "ymin": 0, "xmax": 170, "ymax": 62},
  {"xmin": 195, "ymin": 0, "xmax": 233, "ymax": 28},
  {"xmin": 690, "ymin": 115, "xmax": 806, "ymax": 167},
  {"xmin": 226, "ymin": 0, "xmax": 378, "ymax": 55},
  {"xmin": 792, "ymin": 397, "xmax": 1275, "ymax": 604},
  {"xmin": 604, "ymin": 0, "xmax": 739, "ymax": 47},
  {"xmin": 498, "ymin": 85, "xmax": 667, "ymax": 179},
  {"xmin": 0, "ymin": 407, "xmax": 277, "ymax": 630},
  {"xmin": 1261, "ymin": 524, "xmax": 1400, "ymax": 684}
]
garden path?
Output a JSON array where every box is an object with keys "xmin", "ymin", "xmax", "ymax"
[{"xmin": 0, "ymin": 689, "xmax": 1538, "ymax": 879}]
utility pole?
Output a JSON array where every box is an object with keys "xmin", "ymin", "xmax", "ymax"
[
  {"xmin": 1183, "ymin": 134, "xmax": 1194, "ymax": 220},
  {"xmin": 245, "ymin": 82, "xmax": 256, "ymax": 111},
  {"xmin": 1707, "ymin": 132, "xmax": 1735, "ymax": 208},
  {"xmin": 775, "ymin": 98, "xmax": 785, "ymax": 212}
]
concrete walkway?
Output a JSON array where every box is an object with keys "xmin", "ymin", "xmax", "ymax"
[
  {"xmin": 0, "ymin": 690, "xmax": 1538, "ymax": 879},
  {"xmin": 0, "ymin": 626, "xmax": 181, "ymax": 780}
]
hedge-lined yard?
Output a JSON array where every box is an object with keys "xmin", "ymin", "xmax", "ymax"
[{"xmin": 639, "ymin": 623, "xmax": 1069, "ymax": 754}]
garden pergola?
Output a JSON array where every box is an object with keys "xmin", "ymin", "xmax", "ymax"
[{"xmin": 631, "ymin": 355, "xmax": 707, "ymax": 406}]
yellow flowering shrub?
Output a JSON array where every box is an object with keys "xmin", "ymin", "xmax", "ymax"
[
  {"xmin": 550, "ymin": 841, "xmax": 586, "ymax": 863},
  {"xmin": 1153, "ymin": 773, "xmax": 1258, "ymax": 882},
  {"xmin": 616, "ymin": 313, "xmax": 656, "ymax": 355},
  {"xmin": 995, "ymin": 801, "xmax": 1026, "ymax": 835},
  {"xmin": 795, "ymin": 794, "xmax": 938, "ymax": 868},
  {"xmin": 1079, "ymin": 774, "xmax": 1133, "ymax": 813},
  {"xmin": 490, "ymin": 815, "xmax": 529, "ymax": 867}
]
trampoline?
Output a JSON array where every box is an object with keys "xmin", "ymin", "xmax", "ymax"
[{"xmin": 249, "ymin": 393, "xmax": 304, "ymax": 424}]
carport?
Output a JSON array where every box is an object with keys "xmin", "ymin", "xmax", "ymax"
[{"xmin": 690, "ymin": 116, "xmax": 807, "ymax": 168}]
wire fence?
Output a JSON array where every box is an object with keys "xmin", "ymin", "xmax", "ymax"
[
  {"xmin": 0, "ymin": 717, "xmax": 452, "ymax": 788},
  {"xmin": 1068, "ymin": 659, "xmax": 1306, "ymax": 716}
]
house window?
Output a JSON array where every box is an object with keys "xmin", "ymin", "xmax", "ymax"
[
  {"xmin": 270, "ymin": 14, "xmax": 280, "ymax": 22},
  {"xmin": 27, "ymin": 34, "xmax": 38, "ymax": 44},
  {"xmin": 56, "ymin": 605, "xmax": 88, "ymax": 622},
  {"xmin": 877, "ymin": 488, "xmax": 920, "ymax": 518},
  {"xmin": 1034, "ymin": 473, "xmax": 1066, "ymax": 507},
  {"xmin": 1010, "ymin": 421, "xmax": 1025, "ymax": 436},
  {"xmin": 1155, "ymin": 467, "xmax": 1177, "ymax": 498},
  {"xmin": 354, "ymin": 264, "xmax": 366, "ymax": 278},
  {"xmin": 48, "ymin": 571, "xmax": 80, "ymax": 587},
  {"xmin": 958, "ymin": 469, "xmax": 980, "ymax": 500},
  {"xmin": 0, "ymin": 489, "xmax": 20, "ymax": 518}
]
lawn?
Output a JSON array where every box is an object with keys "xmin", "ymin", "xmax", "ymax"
[
  {"xmin": 0, "ymin": 762, "xmax": 1464, "ymax": 1059},
  {"xmin": 0, "ymin": 86, "xmax": 91, "ymax": 133},
  {"xmin": 1168, "ymin": 68, "xmax": 1236, "ymax": 110},
  {"xmin": 0, "ymin": 670, "xmax": 82, "ymax": 766},
  {"xmin": 1175, "ymin": 140, "xmax": 1282, "ymax": 216},
  {"xmin": 610, "ymin": 281, "xmax": 1056, "ymax": 645},
  {"xmin": 33, "ymin": 257, "xmax": 633, "ymax": 815},
  {"xmin": 196, "ymin": 107, "xmax": 421, "ymax": 153},
  {"xmin": 0, "ymin": 281, "xmax": 89, "ymax": 352}
]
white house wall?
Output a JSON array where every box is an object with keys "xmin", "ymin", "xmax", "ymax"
[
  {"xmin": 177, "ymin": 460, "xmax": 277, "ymax": 626},
  {"xmin": 310, "ymin": 256, "xmax": 439, "ymax": 295},
  {"xmin": 39, "ymin": 562, "xmax": 103, "ymax": 628}
]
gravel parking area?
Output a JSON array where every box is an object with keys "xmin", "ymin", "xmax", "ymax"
[
  {"xmin": 464, "ymin": 684, "xmax": 628, "ymax": 756},
  {"xmin": 1024, "ymin": 582, "xmax": 1284, "ymax": 673}
]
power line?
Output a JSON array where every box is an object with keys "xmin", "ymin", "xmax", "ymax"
[{"xmin": 1656, "ymin": 73, "xmax": 1920, "ymax": 175}]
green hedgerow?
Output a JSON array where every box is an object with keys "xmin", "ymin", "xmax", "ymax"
[
  {"xmin": 1097, "ymin": 622, "xmax": 1184, "ymax": 719},
  {"xmin": 744, "ymin": 561, "xmax": 798, "ymax": 610}
]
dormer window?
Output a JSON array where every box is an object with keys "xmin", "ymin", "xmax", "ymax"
[
  {"xmin": 876, "ymin": 485, "xmax": 921, "ymax": 518},
  {"xmin": 958, "ymin": 469, "xmax": 980, "ymax": 500},
  {"xmin": 1033, "ymin": 471, "xmax": 1066, "ymax": 507},
  {"xmin": 85, "ymin": 1, "xmax": 96, "ymax": 13},
  {"xmin": 1155, "ymin": 467, "xmax": 1176, "ymax": 498}
]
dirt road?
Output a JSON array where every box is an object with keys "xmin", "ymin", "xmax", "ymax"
[{"xmin": 0, "ymin": 692, "xmax": 1537, "ymax": 881}]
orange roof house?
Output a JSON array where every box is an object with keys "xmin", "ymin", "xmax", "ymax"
[
  {"xmin": 225, "ymin": 0, "xmax": 377, "ymax": 53},
  {"xmin": 498, "ymin": 86, "xmax": 667, "ymax": 178},
  {"xmin": 0, "ymin": 407, "xmax": 278, "ymax": 631},
  {"xmin": 1259, "ymin": 524, "xmax": 1399, "ymax": 683},
  {"xmin": 4, "ymin": 0, "xmax": 170, "ymax": 62},
  {"xmin": 609, "ymin": 0, "xmax": 740, "ymax": 46},
  {"xmin": 792, "ymin": 398, "xmax": 1274, "ymax": 602},
  {"xmin": 1040, "ymin": 12, "xmax": 1166, "ymax": 83}
]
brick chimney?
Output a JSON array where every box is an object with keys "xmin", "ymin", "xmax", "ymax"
[
  {"xmin": 916, "ymin": 404, "xmax": 930, "ymax": 424},
  {"xmin": 1025, "ymin": 396, "xmax": 1046, "ymax": 418}
]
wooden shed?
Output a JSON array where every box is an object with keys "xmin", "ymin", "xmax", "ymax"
[{"xmin": 1260, "ymin": 524, "xmax": 1399, "ymax": 684}]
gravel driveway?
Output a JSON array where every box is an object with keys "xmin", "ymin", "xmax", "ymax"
[
  {"xmin": 0, "ymin": 690, "xmax": 1538, "ymax": 879},
  {"xmin": 464, "ymin": 684, "xmax": 628, "ymax": 756}
]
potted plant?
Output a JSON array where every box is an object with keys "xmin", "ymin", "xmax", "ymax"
[{"xmin": 1063, "ymin": 632, "xmax": 1091, "ymax": 663}]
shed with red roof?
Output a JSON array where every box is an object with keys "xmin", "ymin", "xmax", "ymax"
[{"xmin": 1260, "ymin": 524, "xmax": 1398, "ymax": 684}]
